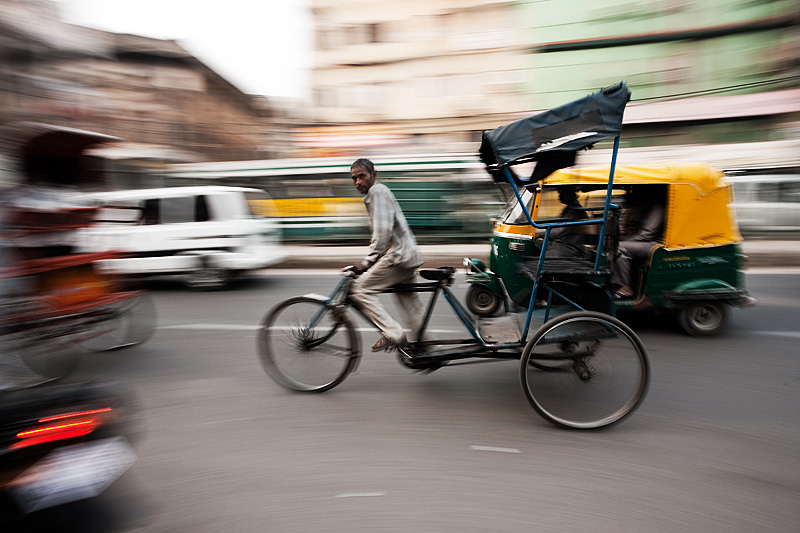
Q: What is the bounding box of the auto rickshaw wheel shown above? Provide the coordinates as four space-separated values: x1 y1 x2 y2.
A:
678 301 729 337
466 285 502 317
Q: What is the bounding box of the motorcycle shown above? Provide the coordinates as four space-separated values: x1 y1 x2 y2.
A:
0 380 138 528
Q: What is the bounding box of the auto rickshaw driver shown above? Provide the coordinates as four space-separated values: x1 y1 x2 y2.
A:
534 187 590 259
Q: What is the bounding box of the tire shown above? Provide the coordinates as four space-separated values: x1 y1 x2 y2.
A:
183 267 232 290
466 285 502 317
678 301 729 337
257 296 359 392
520 311 649 429
1 301 80 381
19 345 80 381
81 293 157 351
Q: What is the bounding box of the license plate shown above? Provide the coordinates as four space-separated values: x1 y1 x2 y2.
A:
9 436 136 513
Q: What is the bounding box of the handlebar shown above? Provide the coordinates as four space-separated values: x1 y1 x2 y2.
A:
341 266 360 278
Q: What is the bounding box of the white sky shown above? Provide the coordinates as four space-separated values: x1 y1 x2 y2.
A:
57 0 312 100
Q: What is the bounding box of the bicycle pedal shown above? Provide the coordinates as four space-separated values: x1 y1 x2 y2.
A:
396 348 417 369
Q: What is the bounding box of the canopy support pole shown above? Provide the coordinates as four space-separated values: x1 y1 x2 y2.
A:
503 166 536 227
594 136 620 271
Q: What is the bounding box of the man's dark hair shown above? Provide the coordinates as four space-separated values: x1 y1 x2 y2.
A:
351 158 375 174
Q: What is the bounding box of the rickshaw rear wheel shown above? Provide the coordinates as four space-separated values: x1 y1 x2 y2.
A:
520 311 649 429
466 285 502 317
678 301 729 337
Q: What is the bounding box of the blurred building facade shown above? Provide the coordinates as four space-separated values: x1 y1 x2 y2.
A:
308 0 800 157
1 0 797 173
0 0 295 170
523 0 800 148
310 0 529 154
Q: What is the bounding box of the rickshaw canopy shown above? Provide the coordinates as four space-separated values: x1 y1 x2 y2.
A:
542 162 742 248
479 82 630 183
0 122 119 188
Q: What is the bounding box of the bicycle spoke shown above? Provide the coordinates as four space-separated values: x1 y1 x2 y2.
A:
258 297 358 392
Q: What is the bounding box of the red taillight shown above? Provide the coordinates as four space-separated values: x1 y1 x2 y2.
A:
38 408 112 423
12 408 113 450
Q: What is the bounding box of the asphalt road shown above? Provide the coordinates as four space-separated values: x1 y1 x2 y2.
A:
62 268 799 533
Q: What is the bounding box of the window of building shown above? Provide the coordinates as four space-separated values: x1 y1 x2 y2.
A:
315 87 337 108
369 22 382 43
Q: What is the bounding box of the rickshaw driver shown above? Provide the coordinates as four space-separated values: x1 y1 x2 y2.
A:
345 158 424 352
612 188 666 299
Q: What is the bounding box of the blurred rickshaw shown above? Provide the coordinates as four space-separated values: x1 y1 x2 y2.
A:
1 123 156 381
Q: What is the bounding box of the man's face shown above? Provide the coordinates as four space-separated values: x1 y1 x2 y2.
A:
351 165 376 195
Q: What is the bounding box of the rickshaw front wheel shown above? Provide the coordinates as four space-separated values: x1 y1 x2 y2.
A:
678 301 729 337
258 296 360 392
466 285 502 317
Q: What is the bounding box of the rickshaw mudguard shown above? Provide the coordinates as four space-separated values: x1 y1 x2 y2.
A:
464 257 488 273
464 268 505 298
662 280 753 307
644 243 750 308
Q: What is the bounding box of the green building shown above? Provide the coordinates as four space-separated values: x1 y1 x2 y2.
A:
521 0 799 147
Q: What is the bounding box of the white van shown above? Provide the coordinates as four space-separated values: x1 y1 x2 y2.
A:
74 186 286 288
725 174 800 235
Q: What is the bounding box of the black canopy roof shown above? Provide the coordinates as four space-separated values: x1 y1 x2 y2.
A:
479 82 630 184
0 122 119 187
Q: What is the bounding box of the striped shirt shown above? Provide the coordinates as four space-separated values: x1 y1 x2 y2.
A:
362 183 423 269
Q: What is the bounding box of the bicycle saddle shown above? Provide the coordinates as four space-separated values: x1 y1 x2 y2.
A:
419 267 455 281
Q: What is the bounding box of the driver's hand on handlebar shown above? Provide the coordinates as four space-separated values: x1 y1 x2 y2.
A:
343 262 368 275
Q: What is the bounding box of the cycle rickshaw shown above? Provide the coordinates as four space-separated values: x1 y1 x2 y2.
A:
258 82 650 429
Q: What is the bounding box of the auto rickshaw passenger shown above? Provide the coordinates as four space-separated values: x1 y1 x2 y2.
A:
612 187 665 299
535 188 588 258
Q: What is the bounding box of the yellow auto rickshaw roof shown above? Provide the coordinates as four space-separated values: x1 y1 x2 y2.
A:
542 162 727 195
541 162 741 248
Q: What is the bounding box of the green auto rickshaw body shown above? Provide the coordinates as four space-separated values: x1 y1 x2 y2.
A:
635 242 748 310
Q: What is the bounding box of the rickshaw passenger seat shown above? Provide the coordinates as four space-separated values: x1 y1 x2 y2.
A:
520 257 610 278
386 268 455 293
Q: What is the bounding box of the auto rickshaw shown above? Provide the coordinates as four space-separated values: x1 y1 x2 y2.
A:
465 162 756 336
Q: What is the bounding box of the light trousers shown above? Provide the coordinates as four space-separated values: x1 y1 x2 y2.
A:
349 258 422 343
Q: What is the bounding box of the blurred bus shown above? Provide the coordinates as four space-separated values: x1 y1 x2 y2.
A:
156 154 504 243
154 151 800 243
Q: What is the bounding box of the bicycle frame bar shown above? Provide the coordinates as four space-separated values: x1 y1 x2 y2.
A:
335 273 523 355
298 274 355 333
326 255 601 359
